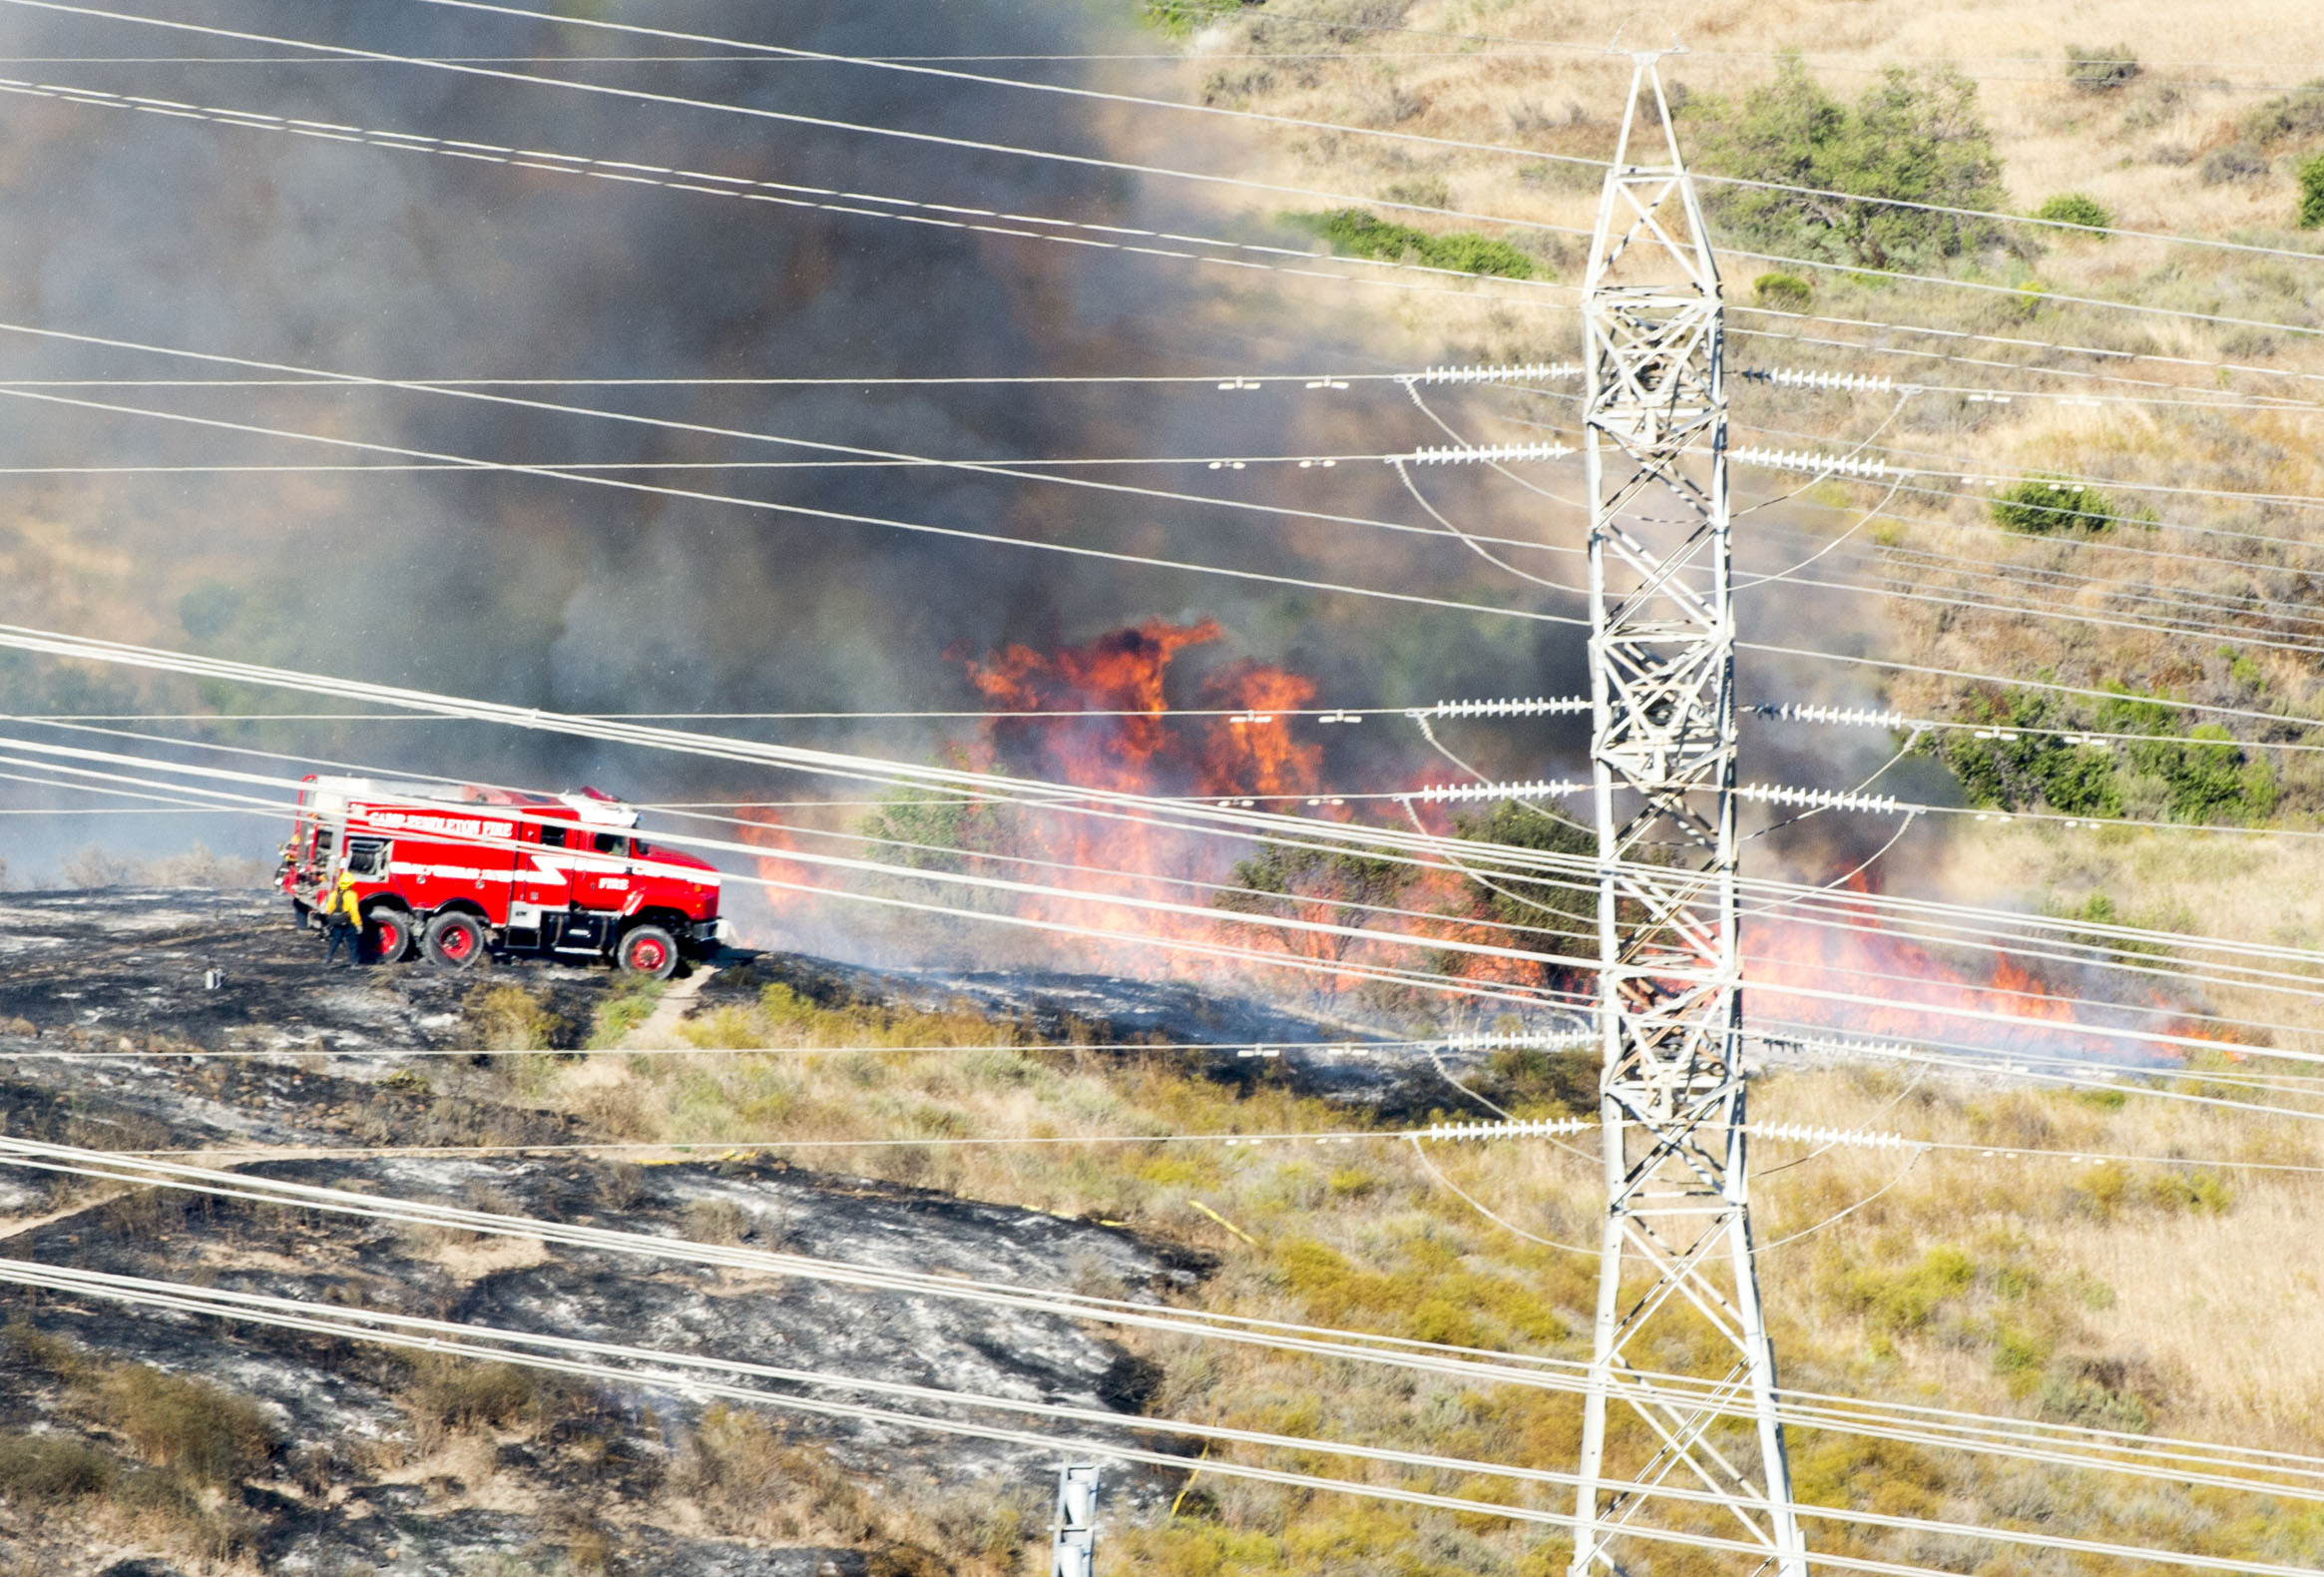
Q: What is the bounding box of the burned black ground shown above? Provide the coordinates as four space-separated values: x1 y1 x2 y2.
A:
0 891 1232 1576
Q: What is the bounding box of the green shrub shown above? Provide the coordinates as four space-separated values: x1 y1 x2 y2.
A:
2038 1367 2153 1433
1692 59 2007 269
587 978 665 1048
463 981 572 1050
1416 231 1539 277
2097 690 2279 823
2065 45 2139 95
2034 192 2110 232
1991 473 2112 533
1216 835 1421 964
0 1432 114 1502
1845 1246 1975 1333
858 783 1010 875
2148 1167 2235 1214
1751 270 1814 308
1937 686 2277 824
2138 726 2272 821
1140 0 1245 36
1296 209 1535 277
1934 689 2124 814
1991 1320 2055 1379
2300 154 2324 230
97 1365 276 1484
1445 801 1595 977
2245 78 2324 146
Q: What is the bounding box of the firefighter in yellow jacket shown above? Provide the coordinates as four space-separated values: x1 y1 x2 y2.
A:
322 870 363 965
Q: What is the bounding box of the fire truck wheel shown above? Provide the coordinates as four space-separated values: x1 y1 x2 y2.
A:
364 908 414 964
616 923 679 979
423 911 488 968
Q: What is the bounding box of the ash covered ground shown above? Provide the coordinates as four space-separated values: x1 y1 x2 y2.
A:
0 888 1521 1116
0 889 1373 1576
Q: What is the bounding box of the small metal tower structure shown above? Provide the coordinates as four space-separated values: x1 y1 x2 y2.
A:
1571 50 1806 1576
1050 1463 1101 1577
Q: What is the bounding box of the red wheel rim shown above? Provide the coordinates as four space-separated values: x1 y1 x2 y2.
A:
441 925 475 960
631 937 666 970
379 921 402 954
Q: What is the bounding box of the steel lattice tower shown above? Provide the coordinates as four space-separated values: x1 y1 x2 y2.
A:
1570 54 1807 1577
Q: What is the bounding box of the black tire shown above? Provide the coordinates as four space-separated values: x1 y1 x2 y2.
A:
616 923 679 979
364 907 415 964
422 911 488 969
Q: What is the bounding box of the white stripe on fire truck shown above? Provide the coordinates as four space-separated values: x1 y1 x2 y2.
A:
384 862 718 887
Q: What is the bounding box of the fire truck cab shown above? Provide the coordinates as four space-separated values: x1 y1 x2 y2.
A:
280 775 722 977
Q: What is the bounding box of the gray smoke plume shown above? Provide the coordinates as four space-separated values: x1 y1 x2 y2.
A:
0 0 1925 937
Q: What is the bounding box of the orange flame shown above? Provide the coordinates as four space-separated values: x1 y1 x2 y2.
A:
727 616 2215 1051
1740 885 2196 1065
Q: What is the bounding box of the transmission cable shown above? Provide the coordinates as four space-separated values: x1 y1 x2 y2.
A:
8 1134 2322 1516
9 623 2324 1016
21 0 2324 350
13 621 2324 1028
15 738 2322 1067
408 0 2324 271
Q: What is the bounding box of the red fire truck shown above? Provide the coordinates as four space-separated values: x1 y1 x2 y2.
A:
279 775 723 976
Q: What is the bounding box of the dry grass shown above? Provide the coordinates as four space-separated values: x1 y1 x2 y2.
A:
1161 0 2324 1007
1938 817 2324 1040
1750 1066 2324 1447
489 979 2324 1572
1185 0 2324 230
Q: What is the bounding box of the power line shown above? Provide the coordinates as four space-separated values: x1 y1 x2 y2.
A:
17 636 2324 1071
10 1135 2322 1521
0 360 2307 406
18 721 2324 1088
21 316 2324 741
23 1258 2309 1577
45 749 2324 1068
7 279 2317 729
10 629 2324 1027
18 446 2324 676
413 0 2324 270
0 381 1578 631
0 757 1584 1015
21 1119 2324 1513
0 2 1593 262
1735 302 2324 398
1171 9 2324 78
26 19 2324 422
35 730 2311 1066
21 718 2324 1050
23 0 2324 353
8 96 2323 561
0 72 1579 307
1515 377 2324 534
67 715 2316 1051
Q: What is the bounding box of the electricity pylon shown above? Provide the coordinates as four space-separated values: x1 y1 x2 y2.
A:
1571 52 1806 1577
1050 1463 1100 1577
